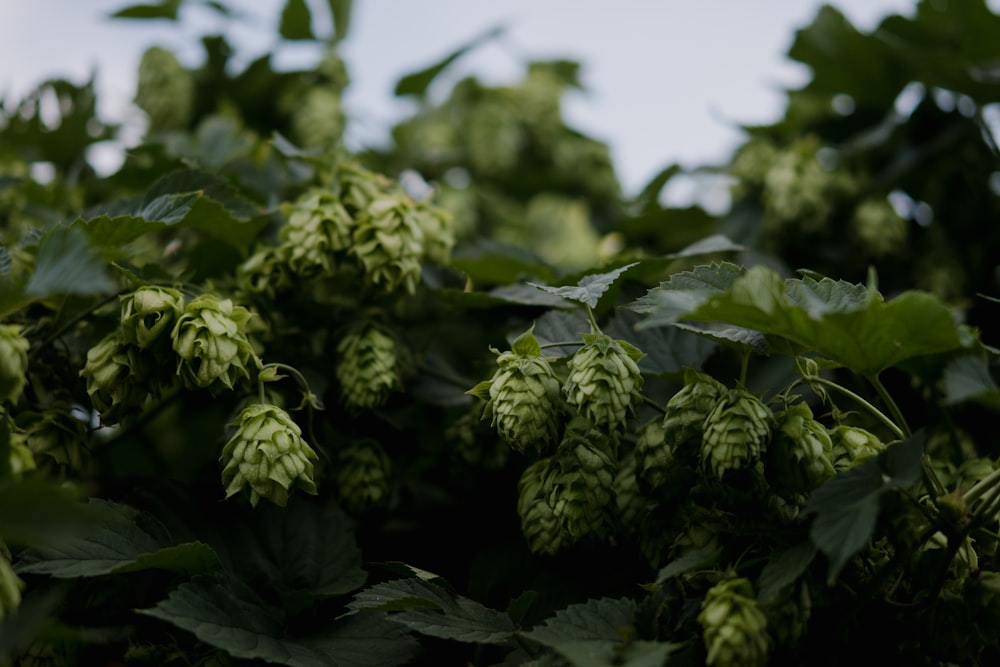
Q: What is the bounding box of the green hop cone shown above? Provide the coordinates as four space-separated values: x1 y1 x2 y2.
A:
336 160 394 214
517 456 562 555
701 388 773 480
698 577 771 667
548 418 618 544
237 244 294 298
290 87 345 151
135 46 194 132
80 332 150 423
23 407 89 475
280 189 354 278
334 439 392 512
413 199 455 266
662 370 727 463
612 449 645 536
119 286 185 349
0 324 30 404
220 404 319 508
563 333 643 434
351 193 426 294
0 540 24 622
172 295 255 393
766 402 836 495
635 415 696 502
829 425 883 472
335 322 401 412
468 327 562 454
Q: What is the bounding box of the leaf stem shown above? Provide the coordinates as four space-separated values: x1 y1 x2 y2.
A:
804 376 904 440
867 373 911 439
585 305 601 334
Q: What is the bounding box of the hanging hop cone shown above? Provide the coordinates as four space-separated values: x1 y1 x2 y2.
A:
280 189 354 278
171 295 255 393
290 87 345 151
80 332 151 423
0 540 23 622
23 407 89 475
698 577 771 667
701 388 773 480
662 370 727 464
413 199 455 266
337 160 393 214
237 244 294 298
135 46 193 132
0 324 29 404
766 402 836 495
119 286 185 350
563 333 644 434
334 439 392 512
351 193 426 294
829 425 883 472
335 322 401 412
635 415 691 499
517 456 563 555
220 403 319 508
468 328 562 454
547 417 618 544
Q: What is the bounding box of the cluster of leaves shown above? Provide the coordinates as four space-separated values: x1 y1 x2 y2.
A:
1 1 1000 666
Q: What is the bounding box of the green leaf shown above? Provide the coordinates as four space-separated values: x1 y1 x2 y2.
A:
141 573 417 667
349 578 515 644
24 225 116 298
554 640 680 667
451 238 555 286
511 326 542 356
79 215 168 251
0 246 11 276
605 311 717 375
279 0 315 40
523 597 636 646
526 310 590 358
0 481 106 546
664 233 744 259
943 353 1000 407
327 0 352 42
628 261 745 325
395 25 506 97
529 262 639 309
15 499 221 578
110 0 183 19
507 590 539 628
652 548 719 586
757 543 818 603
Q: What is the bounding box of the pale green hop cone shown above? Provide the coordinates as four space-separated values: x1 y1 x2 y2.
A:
80 332 151 423
335 323 401 412
0 324 30 404
119 286 185 349
237 244 294 298
279 189 354 278
135 46 193 132
701 388 773 480
517 456 562 555
563 333 643 434
829 425 884 471
548 418 617 543
767 402 836 495
351 193 426 294
662 369 727 463
172 295 255 393
698 577 771 667
334 439 392 512
220 404 319 508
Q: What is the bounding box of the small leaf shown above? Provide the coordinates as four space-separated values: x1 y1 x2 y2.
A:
327 0 352 41
395 25 506 97
664 233 744 259
507 590 539 627
24 225 116 298
511 325 542 356
110 0 182 20
529 262 639 309
279 0 315 40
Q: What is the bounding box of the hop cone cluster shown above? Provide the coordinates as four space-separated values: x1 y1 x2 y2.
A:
334 439 392 512
0 324 29 403
701 388 773 480
335 323 401 412
468 328 561 454
135 46 193 131
563 333 643 434
279 189 354 277
220 404 319 507
698 578 771 667
172 295 255 393
829 425 883 471
767 402 836 495
237 244 294 298
351 194 426 294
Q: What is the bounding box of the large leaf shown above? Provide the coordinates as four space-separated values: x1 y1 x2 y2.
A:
605 310 717 375
756 542 818 603
141 573 417 667
395 25 506 98
15 499 220 578
349 577 514 644
522 597 637 647
530 262 639 309
23 225 116 298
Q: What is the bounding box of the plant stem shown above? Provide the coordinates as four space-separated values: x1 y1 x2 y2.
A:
585 305 600 334
868 373 911 438
805 376 904 440
963 467 1000 505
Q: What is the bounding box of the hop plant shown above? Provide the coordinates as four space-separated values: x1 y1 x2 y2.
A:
767 402 836 495
0 324 29 404
662 370 727 463
698 577 771 667
237 244 294 298
468 327 562 454
119 286 185 349
290 87 345 151
563 333 643 434
829 425 883 471
0 540 23 622
172 295 255 393
280 189 354 278
701 388 773 480
335 322 401 412
548 417 618 544
220 404 319 507
350 193 426 294
334 439 392 512
135 46 193 131
80 332 150 423
517 456 562 555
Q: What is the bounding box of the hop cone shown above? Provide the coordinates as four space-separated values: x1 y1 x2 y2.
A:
120 286 185 349
80 332 150 423
468 328 562 454
413 199 455 266
290 87 345 151
829 425 883 471
351 194 426 294
172 295 255 393
335 323 401 412
0 324 29 403
237 244 294 298
548 418 618 543
517 457 562 555
635 416 695 501
0 540 23 622
220 404 319 507
24 407 89 475
334 439 392 512
337 160 393 214
662 370 727 463
698 578 771 667
766 402 835 495
280 189 354 277
701 388 773 480
135 46 193 131
563 333 643 434
612 449 646 535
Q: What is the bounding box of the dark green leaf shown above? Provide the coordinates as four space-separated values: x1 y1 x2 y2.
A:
0 481 106 546
110 0 183 19
523 597 636 646
605 311 717 375
327 0 352 41
451 238 555 286
757 543 818 603
24 225 116 298
943 353 1000 407
529 262 639 309
664 234 744 259
554 640 680 667
279 0 315 40
395 24 506 97
652 548 719 586
879 431 925 487
526 310 590 358
507 591 539 628
79 215 167 250
628 261 745 325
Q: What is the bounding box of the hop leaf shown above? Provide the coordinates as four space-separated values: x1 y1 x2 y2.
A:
335 322 401 412
220 404 319 508
334 439 392 512
0 324 30 404
280 189 354 278
766 402 836 495
351 193 426 294
563 333 643 434
829 425 884 471
171 295 255 394
468 327 562 454
701 388 773 480
119 286 185 349
698 578 770 667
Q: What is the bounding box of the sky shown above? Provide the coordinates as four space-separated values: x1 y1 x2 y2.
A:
0 0 958 200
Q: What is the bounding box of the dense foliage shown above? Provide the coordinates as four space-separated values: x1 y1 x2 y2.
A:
2 1 1000 665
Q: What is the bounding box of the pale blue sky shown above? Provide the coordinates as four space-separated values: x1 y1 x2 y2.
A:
0 1 958 199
